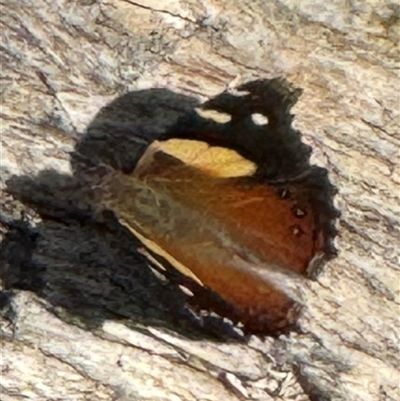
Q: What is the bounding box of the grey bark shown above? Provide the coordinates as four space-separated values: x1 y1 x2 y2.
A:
1 1 399 400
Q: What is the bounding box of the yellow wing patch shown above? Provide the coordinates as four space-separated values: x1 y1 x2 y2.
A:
149 139 257 178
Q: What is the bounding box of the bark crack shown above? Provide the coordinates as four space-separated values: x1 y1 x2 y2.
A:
122 0 197 24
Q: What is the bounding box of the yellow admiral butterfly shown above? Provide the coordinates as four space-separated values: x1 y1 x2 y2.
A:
99 78 338 334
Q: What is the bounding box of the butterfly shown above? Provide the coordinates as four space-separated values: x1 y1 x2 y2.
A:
99 78 338 334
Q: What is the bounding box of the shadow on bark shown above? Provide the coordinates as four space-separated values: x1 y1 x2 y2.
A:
1 88 244 341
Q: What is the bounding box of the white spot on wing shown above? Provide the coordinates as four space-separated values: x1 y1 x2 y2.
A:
251 113 269 125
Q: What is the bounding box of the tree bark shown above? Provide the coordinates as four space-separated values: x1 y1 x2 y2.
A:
1 1 399 400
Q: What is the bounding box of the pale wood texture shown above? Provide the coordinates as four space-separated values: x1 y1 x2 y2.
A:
1 1 399 400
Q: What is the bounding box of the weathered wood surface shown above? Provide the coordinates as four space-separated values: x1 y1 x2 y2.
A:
1 1 399 400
